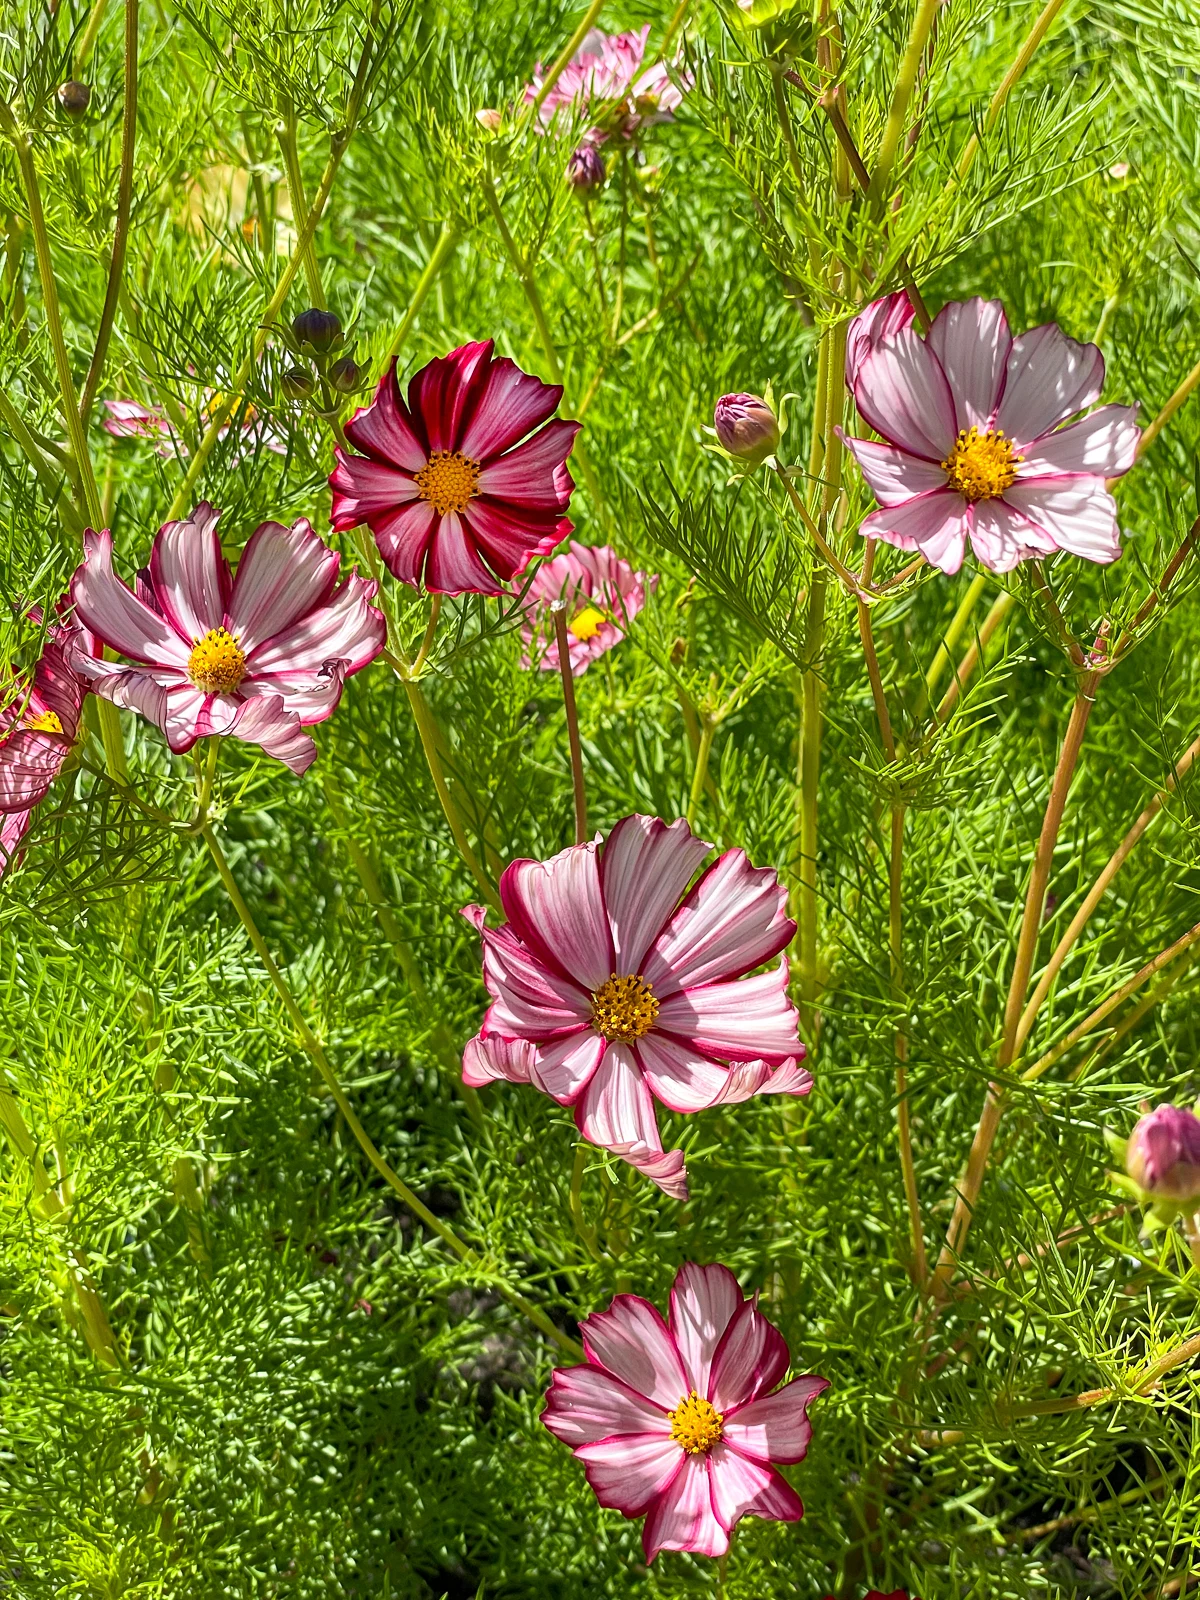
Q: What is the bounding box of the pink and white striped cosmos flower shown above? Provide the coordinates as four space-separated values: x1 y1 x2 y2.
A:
103 395 288 458
0 607 96 872
69 504 385 775
841 291 1141 574
462 815 811 1199
329 341 580 597
542 1262 828 1560
524 26 689 144
518 541 656 676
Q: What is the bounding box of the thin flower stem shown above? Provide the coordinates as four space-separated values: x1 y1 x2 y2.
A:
200 820 575 1354
410 594 442 678
1015 729 1200 1057
1112 517 1200 656
925 572 988 695
95 698 130 784
568 1144 601 1261
527 0 607 118
383 221 459 368
776 464 868 598
553 605 589 845
868 0 941 207
687 714 716 829
770 62 807 194
935 590 1015 721
1137 355 1200 460
952 0 1068 183
75 0 112 69
932 675 1099 1300
0 389 85 536
80 0 138 427
658 0 692 55
278 113 326 310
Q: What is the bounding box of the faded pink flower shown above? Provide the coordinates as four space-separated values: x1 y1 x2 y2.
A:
542 1262 828 1560
330 341 580 597
462 815 811 1198
519 541 655 676
103 393 287 458
840 292 1141 574
0 606 96 872
524 26 689 143
69 503 385 775
1126 1103 1200 1202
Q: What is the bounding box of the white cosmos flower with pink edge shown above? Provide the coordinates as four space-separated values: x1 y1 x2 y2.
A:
524 26 689 143
462 815 811 1199
69 503 385 775
542 1262 828 1560
840 291 1141 575
519 541 656 676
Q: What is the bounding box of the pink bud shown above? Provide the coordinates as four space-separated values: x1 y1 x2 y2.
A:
566 144 606 191
475 107 502 132
713 392 780 464
1126 1103 1200 1201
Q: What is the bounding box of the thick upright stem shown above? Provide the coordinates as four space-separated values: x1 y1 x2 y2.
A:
687 715 716 829
952 0 1067 183
402 679 502 913
278 114 326 309
553 606 589 845
932 676 1098 1299
383 222 459 367
869 0 941 206
201 821 573 1353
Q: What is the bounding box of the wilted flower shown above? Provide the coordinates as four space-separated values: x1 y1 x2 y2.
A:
841 292 1141 574
69 503 385 775
714 392 780 466
103 390 288 458
519 541 655 675
0 607 96 873
542 1262 828 1559
1126 1103 1200 1203
525 26 690 143
330 340 580 597
567 144 606 191
462 814 811 1197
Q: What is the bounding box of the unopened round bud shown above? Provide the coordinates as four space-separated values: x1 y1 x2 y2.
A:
566 144 606 192
281 366 315 401
475 107 503 133
291 307 342 353
1126 1104 1200 1202
328 356 362 393
57 80 91 116
714 392 780 465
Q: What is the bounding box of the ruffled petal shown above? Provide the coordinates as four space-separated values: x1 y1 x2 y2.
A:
656 960 803 1064
371 501 438 587
609 1142 689 1200
860 489 971 574
574 1040 662 1150
721 1375 829 1463
500 840 613 990
531 1030 606 1104
0 806 32 873
461 1032 536 1087
926 298 1012 431
227 519 341 653
78 658 174 738
574 1434 683 1517
642 1453 728 1561
342 362 428 470
329 451 421 531
669 1263 743 1398
460 498 565 583
636 1032 736 1112
459 355 564 461
995 323 1105 444
1015 404 1140 478
851 329 958 461
71 528 191 667
845 291 917 389
147 502 231 642
707 1444 801 1532
582 1289 689 1410
0 731 69 811
708 1299 790 1412
541 1363 669 1447
643 848 794 997
224 693 317 774
1001 478 1123 564
466 909 593 1040
475 420 581 508
967 498 1054 573
600 815 712 976
707 1057 813 1105
245 570 384 678
237 659 349 726
407 340 494 453
840 433 950 507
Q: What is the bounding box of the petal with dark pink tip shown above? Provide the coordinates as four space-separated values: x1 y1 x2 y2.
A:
721 1375 829 1463
643 848 794 996
642 1453 728 1560
459 356 563 460
669 1263 743 1398
147 502 231 643
575 1433 683 1516
600 814 712 975
71 528 191 667
708 1299 789 1411
995 323 1105 443
581 1287 689 1410
476 420 581 508
926 297 1012 431
342 364 427 470
500 841 613 990
860 489 970 574
851 330 958 461
542 1363 669 1447
707 1443 802 1532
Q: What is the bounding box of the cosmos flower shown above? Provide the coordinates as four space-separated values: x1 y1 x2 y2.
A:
0 607 96 873
462 814 811 1198
524 26 689 143
69 503 385 775
329 341 580 598
1125 1103 1200 1203
103 392 288 457
518 541 655 676
542 1262 828 1560
840 292 1141 574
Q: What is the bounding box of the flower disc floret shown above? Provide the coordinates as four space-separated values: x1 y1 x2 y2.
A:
591 973 658 1041
415 449 481 516
941 427 1020 502
668 1391 723 1454
187 627 246 694
24 708 64 734
569 605 606 641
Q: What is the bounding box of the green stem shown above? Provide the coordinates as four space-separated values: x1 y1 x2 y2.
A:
952 0 1067 183
410 594 442 678
527 0 607 118
0 389 84 535
75 0 112 70
277 112 325 309
553 605 588 845
80 0 138 426
925 571 987 696
200 820 574 1354
869 0 941 206
687 715 716 829
95 697 129 784
569 1144 601 1260
383 221 459 368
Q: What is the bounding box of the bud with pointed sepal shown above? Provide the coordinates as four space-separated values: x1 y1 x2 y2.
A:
291 307 342 354
281 366 316 401
328 356 362 394
1126 1103 1200 1203
566 144 606 192
713 392 780 466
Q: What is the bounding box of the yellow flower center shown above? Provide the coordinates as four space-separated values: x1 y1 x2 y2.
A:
590 973 659 1042
569 605 606 642
25 709 64 733
188 627 246 694
415 449 482 516
669 1391 724 1454
941 427 1021 502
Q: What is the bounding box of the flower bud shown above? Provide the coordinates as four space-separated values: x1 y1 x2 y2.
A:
475 107 502 133
714 392 780 465
1126 1103 1200 1202
566 144 607 192
291 307 342 354
281 366 315 401
328 356 362 393
57 80 91 117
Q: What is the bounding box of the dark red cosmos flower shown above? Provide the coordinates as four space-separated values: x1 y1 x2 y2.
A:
329 340 580 597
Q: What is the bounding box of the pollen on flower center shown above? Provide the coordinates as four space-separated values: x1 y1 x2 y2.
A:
668 1391 724 1454
415 450 482 516
24 709 64 734
188 627 247 694
590 973 659 1041
569 605 606 642
941 427 1021 502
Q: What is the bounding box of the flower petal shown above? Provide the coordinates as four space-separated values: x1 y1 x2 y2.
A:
0 807 32 873
224 693 317 774
1001 478 1123 564
636 1032 736 1112
461 1032 535 1087
600 814 713 976
574 1040 662 1151
656 962 801 1064
851 329 958 461
371 500 438 587
860 489 970 574
581 1285 689 1410
1016 404 1140 478
574 1433 683 1516
840 433 950 507
343 362 428 470
643 848 794 997
845 291 917 389
708 1299 789 1411
500 839 613 990
707 1444 802 1532
245 570 384 679
542 1363 670 1447
407 340 495 453
425 509 505 596
642 1452 728 1561
531 1030 606 1104
967 498 1054 573
147 502 232 643
78 658 174 736
459 355 564 461
669 1263 744 1398
708 1057 813 1105
995 323 1105 444
461 498 565 582
721 1375 829 1463
610 1142 689 1200
228 519 341 653
926 298 1012 431
475 420 581 508
329 451 421 531
71 528 191 667
0 731 69 810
